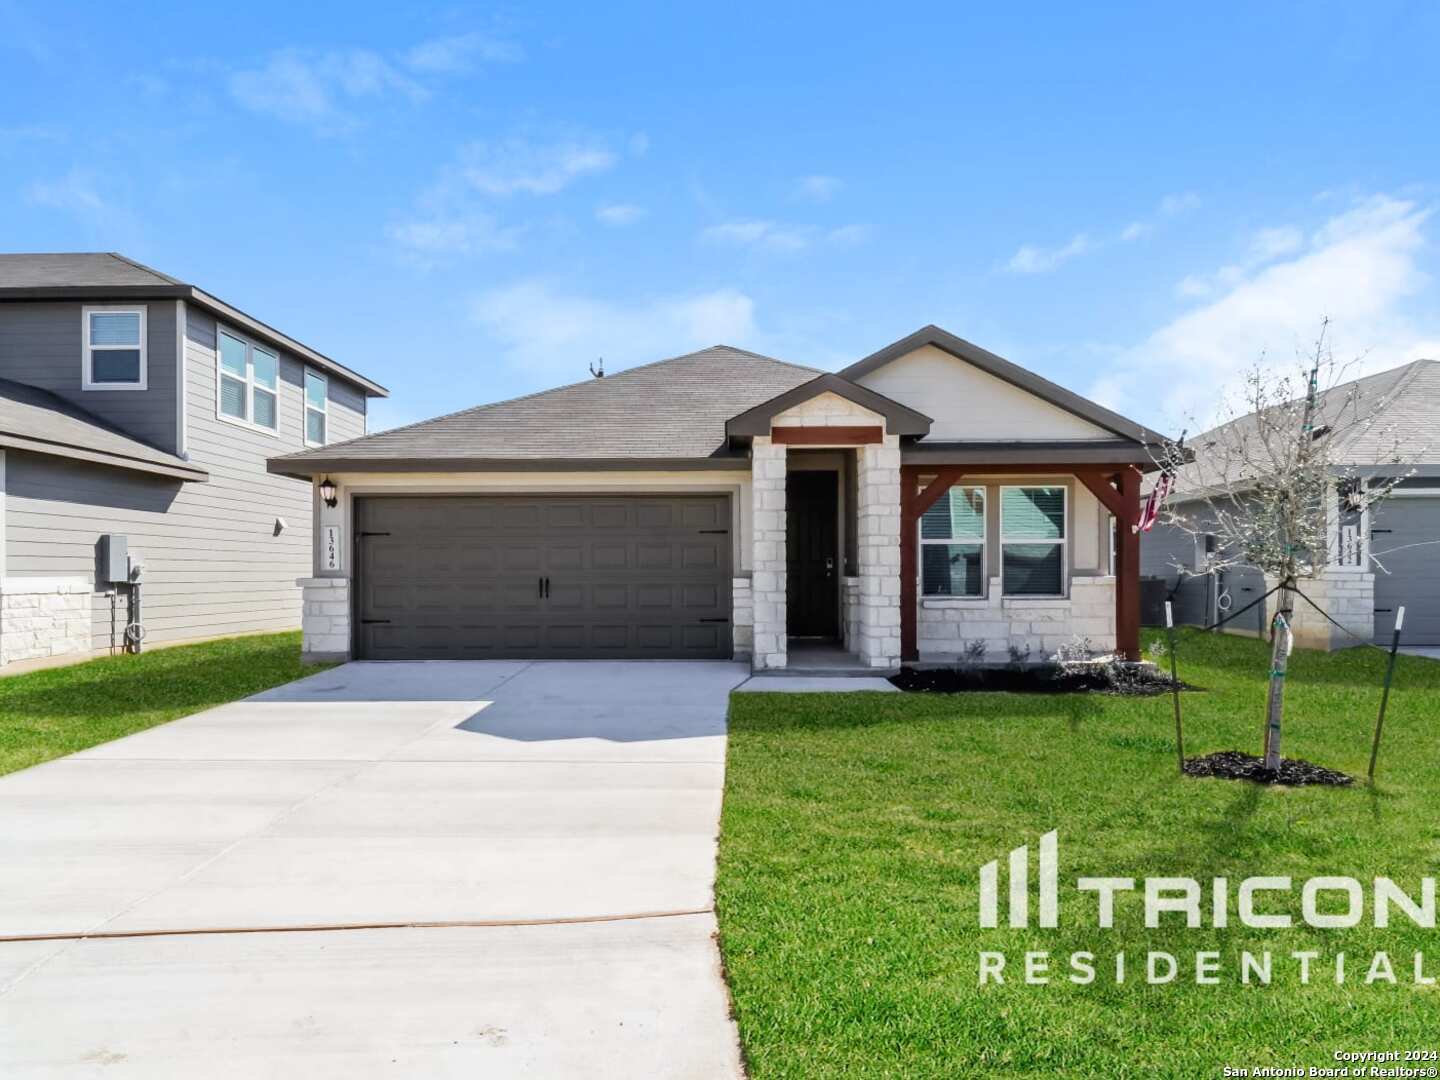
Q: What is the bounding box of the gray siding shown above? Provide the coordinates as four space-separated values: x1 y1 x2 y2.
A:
0 300 180 453
2 303 370 656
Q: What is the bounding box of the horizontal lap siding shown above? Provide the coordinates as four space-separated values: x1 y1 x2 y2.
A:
0 301 179 453
0 308 369 656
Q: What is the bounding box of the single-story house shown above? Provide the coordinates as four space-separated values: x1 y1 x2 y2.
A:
270 326 1165 671
0 252 386 671
1142 358 1440 648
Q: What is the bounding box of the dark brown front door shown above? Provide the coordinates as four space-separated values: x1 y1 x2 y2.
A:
786 471 839 638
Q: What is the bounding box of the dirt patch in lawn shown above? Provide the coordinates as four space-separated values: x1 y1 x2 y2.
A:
890 663 1194 697
1183 749 1354 786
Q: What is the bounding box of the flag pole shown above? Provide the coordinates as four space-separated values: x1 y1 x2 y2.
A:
1167 601 1184 775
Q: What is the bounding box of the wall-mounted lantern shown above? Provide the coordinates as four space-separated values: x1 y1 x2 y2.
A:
319 477 338 509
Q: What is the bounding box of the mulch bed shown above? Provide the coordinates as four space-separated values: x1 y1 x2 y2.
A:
1182 749 1354 786
890 664 1192 697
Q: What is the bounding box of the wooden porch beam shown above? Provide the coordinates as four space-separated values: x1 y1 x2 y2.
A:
1115 467 1141 661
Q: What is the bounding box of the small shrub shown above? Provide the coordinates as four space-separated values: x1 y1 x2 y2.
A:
1007 642 1033 667
961 639 988 663
1055 637 1096 665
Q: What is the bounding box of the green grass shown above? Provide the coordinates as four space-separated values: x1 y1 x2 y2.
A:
0 631 324 776
717 630 1440 1078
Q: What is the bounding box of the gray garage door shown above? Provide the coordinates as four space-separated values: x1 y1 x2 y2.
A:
353 494 733 660
1371 496 1440 644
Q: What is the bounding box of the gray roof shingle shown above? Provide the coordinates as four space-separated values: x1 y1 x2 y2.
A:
1172 358 1439 495
0 377 207 481
272 346 823 472
0 252 182 289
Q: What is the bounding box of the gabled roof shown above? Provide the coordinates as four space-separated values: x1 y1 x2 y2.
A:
724 372 931 437
1171 357 1440 497
839 324 1162 445
270 346 823 477
0 252 387 398
0 377 208 481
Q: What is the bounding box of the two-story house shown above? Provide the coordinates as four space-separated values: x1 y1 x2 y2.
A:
0 252 386 671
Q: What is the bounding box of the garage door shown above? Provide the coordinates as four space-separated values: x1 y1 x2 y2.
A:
353 495 733 660
1371 495 1440 644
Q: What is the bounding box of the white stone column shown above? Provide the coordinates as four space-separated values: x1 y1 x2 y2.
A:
731 576 754 663
0 577 92 667
298 576 351 663
855 435 902 668
750 436 788 670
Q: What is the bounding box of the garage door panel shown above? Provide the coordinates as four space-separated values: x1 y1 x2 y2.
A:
1373 496 1440 644
355 495 731 659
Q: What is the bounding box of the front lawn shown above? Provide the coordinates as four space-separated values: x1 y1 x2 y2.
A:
0 631 323 776
717 630 1440 1078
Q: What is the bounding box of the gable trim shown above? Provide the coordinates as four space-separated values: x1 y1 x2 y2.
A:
838 325 1159 445
725 373 931 437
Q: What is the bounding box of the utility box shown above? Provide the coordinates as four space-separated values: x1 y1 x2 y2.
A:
98 534 129 584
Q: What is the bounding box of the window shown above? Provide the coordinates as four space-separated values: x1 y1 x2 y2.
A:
920 486 985 596
82 306 146 389
217 329 279 433
304 368 328 446
1001 486 1067 596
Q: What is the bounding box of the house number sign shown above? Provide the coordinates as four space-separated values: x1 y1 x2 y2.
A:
322 525 342 571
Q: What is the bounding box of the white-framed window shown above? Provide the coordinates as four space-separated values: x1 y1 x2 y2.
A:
1001 485 1067 596
304 368 328 446
217 328 279 434
920 486 985 597
82 306 147 390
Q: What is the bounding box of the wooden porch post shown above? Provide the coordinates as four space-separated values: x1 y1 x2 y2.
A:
1115 467 1141 661
900 466 966 662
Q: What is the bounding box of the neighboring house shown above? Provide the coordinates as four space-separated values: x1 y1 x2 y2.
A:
1141 358 1440 649
270 326 1164 671
0 253 387 671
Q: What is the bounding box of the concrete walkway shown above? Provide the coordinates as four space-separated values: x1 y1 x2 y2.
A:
0 660 750 1078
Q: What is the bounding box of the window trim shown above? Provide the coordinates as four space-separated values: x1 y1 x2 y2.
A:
919 485 986 598
999 484 1068 598
214 326 281 437
81 305 148 391
303 366 329 448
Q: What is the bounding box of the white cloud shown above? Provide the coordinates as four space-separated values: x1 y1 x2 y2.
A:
228 48 425 134
470 280 758 378
596 203 645 226
25 168 107 214
404 32 520 73
455 137 617 197
1090 195 1440 431
1172 224 1307 298
1120 221 1149 242
386 213 522 262
1159 191 1202 216
1005 233 1091 274
699 219 869 253
795 175 842 202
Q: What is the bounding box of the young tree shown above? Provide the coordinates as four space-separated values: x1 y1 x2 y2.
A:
1151 322 1422 772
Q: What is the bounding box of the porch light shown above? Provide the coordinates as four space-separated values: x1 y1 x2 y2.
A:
319 477 338 508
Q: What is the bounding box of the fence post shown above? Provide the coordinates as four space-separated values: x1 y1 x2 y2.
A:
1368 605 1405 783
1167 601 1184 775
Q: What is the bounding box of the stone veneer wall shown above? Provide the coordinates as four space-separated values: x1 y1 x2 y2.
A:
298 576 351 663
841 576 861 655
1264 570 1374 651
917 575 1116 662
750 436 788 670
732 575 754 663
855 437 902 668
0 578 93 666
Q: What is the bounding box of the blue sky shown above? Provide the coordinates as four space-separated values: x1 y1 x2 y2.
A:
3 1 1438 434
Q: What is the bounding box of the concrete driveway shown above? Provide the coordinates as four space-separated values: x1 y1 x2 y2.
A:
0 660 750 1078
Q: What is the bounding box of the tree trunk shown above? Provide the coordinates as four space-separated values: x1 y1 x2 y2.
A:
1263 583 1293 772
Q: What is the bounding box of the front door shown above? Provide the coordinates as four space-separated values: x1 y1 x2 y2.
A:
786 471 839 637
